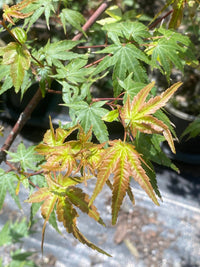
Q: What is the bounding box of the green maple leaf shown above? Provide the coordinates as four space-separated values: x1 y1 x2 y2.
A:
42 40 82 67
95 43 149 96
64 101 109 143
6 142 43 172
60 8 86 36
0 168 21 211
53 57 92 84
0 42 31 92
0 65 13 95
23 0 56 31
103 21 150 44
147 27 195 79
121 82 182 153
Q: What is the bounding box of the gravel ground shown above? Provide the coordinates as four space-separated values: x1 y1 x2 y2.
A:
0 120 200 267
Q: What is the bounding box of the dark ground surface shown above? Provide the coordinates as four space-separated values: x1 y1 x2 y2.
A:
0 109 200 266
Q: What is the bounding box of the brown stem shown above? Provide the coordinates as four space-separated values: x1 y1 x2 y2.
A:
85 54 111 68
47 89 62 94
148 10 173 30
0 89 42 163
78 44 108 49
72 1 112 41
92 97 123 102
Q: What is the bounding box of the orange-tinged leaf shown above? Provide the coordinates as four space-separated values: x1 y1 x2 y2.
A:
41 194 58 253
42 119 78 147
56 197 78 233
111 153 131 225
41 144 77 173
127 82 155 117
66 187 105 226
89 143 120 206
71 224 111 257
90 140 159 224
121 82 182 153
56 197 110 256
130 115 175 153
138 82 182 116
25 187 49 203
3 0 34 24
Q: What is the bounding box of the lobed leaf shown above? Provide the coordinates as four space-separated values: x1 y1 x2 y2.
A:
66 187 105 226
0 169 21 211
121 82 182 153
1 42 31 92
56 197 78 233
60 8 86 36
7 142 43 171
90 140 159 224
65 101 109 143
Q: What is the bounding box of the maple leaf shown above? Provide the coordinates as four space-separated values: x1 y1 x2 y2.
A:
56 196 110 256
0 169 21 211
6 142 43 171
146 27 195 80
95 44 149 96
66 187 105 225
0 42 31 92
23 0 57 31
26 171 110 256
121 81 182 153
102 21 150 44
41 40 83 67
64 101 109 143
60 8 86 36
3 0 33 24
90 140 160 225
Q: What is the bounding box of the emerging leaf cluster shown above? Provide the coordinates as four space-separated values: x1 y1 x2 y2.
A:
25 80 181 254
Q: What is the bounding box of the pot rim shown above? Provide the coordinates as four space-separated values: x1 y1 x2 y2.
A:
165 104 197 122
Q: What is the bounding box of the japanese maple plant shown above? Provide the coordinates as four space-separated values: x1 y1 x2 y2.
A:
0 0 199 257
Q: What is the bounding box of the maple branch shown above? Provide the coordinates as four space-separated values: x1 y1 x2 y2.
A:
148 10 173 30
5 160 42 189
92 97 123 102
85 54 112 68
0 89 43 163
47 89 62 94
72 0 112 41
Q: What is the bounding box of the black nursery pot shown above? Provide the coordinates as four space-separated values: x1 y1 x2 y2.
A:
164 104 200 164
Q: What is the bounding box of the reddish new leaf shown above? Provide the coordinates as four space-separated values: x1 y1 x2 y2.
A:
90 140 159 225
3 0 33 24
121 82 182 153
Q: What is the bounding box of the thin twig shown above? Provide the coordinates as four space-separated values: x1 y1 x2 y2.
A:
85 54 111 68
72 1 112 41
47 89 62 94
148 10 173 30
0 89 43 163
